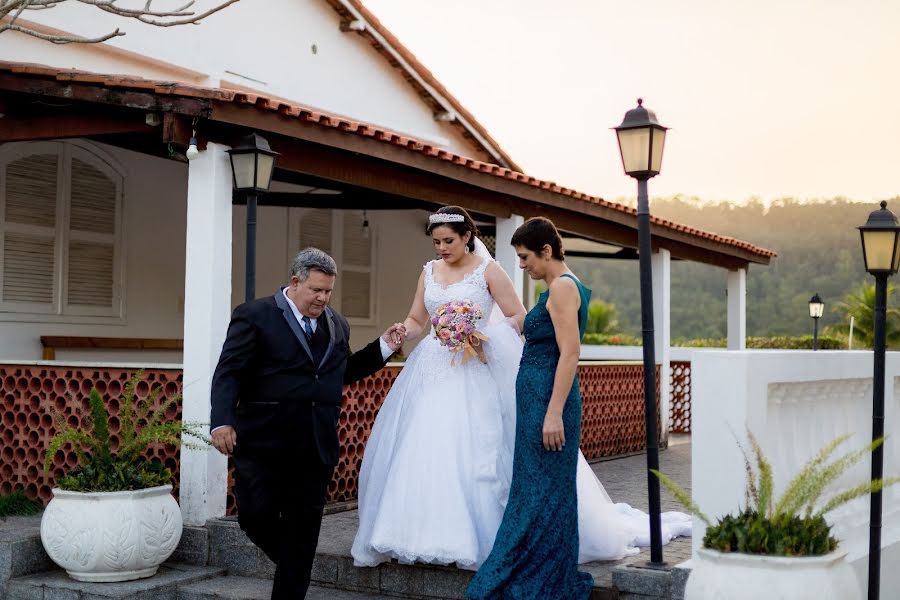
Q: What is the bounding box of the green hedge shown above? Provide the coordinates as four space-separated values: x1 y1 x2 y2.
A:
582 333 642 346
582 334 844 350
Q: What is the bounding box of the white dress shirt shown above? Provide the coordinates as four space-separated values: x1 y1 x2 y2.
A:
281 288 393 360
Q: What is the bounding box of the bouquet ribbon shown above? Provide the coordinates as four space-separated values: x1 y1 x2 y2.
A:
451 331 489 366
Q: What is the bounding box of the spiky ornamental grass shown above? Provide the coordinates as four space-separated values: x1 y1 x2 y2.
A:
0 489 42 516
652 431 900 556
43 371 209 493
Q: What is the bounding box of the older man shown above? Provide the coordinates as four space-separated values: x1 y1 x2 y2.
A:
210 247 404 599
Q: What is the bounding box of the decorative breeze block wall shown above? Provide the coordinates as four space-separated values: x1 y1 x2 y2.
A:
669 361 692 434
2 362 677 510
0 366 184 505
579 364 661 458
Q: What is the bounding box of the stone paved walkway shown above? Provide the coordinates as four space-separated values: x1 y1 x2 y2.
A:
589 436 693 570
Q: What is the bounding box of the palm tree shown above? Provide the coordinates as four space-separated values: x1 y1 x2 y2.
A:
829 282 900 349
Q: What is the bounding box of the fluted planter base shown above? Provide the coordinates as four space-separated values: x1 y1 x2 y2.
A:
40 485 182 583
685 547 861 600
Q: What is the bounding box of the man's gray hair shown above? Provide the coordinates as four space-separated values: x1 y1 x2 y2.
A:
290 247 337 282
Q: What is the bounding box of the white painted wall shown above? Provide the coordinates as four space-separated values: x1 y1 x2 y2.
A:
691 350 900 596
0 141 437 362
0 140 188 363
229 204 435 349
0 0 483 157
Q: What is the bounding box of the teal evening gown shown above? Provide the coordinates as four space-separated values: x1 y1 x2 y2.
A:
467 273 594 600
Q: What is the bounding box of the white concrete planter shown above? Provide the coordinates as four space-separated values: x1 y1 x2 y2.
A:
685 547 861 600
40 485 182 582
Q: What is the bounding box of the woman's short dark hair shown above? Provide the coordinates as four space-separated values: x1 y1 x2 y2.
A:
510 217 564 260
425 205 479 252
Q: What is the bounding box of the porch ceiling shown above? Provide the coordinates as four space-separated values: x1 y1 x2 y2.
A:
0 61 776 270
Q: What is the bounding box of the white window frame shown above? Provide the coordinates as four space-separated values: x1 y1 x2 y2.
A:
0 140 125 323
288 207 378 326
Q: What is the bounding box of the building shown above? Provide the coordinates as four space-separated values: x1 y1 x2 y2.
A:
0 0 773 525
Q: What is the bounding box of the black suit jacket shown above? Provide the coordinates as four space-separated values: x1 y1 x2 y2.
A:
210 290 388 465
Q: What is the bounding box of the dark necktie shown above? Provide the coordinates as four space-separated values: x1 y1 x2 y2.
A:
301 316 313 339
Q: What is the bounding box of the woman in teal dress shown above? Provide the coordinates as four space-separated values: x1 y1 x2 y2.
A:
468 216 593 600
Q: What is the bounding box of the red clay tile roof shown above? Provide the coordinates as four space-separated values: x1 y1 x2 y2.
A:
322 0 521 171
0 61 776 260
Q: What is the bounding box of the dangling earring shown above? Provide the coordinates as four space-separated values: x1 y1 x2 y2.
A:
465 245 470 254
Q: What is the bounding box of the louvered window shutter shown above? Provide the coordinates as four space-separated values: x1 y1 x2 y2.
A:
299 209 332 254
1 153 58 307
3 234 55 304
65 157 117 310
341 211 373 320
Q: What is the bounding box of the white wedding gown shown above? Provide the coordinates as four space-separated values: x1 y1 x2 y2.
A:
351 259 691 570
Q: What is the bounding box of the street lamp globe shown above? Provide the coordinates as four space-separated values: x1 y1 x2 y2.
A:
227 132 279 303
858 201 900 275
808 293 825 319
227 132 279 193
614 98 669 180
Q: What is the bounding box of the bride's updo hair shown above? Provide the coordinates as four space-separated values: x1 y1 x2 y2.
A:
510 217 565 260
425 205 479 253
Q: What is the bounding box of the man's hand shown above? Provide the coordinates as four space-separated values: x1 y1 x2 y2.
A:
211 426 237 456
381 322 407 352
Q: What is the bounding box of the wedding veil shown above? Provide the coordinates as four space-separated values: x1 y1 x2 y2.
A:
472 236 509 326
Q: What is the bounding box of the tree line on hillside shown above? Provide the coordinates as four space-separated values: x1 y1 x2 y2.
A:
570 196 900 346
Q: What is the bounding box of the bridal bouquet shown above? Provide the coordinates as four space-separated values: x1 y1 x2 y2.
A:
432 300 489 365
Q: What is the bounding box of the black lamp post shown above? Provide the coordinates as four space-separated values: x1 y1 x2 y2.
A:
228 132 279 302
614 98 668 566
809 293 824 350
858 200 900 600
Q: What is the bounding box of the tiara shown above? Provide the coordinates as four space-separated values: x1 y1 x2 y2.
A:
429 213 465 224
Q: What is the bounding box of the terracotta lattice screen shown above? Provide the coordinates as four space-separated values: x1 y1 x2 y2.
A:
1 362 681 510
579 364 661 458
669 361 692 434
0 366 184 505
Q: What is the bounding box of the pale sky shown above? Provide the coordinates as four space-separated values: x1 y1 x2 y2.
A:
364 0 900 204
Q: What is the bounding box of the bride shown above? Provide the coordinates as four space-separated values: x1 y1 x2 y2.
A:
351 206 690 570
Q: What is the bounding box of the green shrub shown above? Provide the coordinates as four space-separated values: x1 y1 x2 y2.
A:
0 489 42 516
653 432 900 556
703 510 835 556
44 371 208 493
581 333 642 346
671 335 843 349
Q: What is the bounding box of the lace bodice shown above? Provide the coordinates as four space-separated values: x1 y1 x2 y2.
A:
423 259 495 330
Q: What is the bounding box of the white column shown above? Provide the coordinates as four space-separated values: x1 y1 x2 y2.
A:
495 214 525 303
727 268 747 350
652 249 671 443
180 142 233 526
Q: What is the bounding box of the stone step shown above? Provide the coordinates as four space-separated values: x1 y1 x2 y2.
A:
206 515 633 599
177 575 398 599
0 515 57 599
6 563 224 600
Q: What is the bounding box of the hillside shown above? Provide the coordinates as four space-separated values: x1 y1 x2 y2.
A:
570 197 896 340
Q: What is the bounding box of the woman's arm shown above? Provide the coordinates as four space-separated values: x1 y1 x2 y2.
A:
484 261 527 332
401 269 430 340
542 277 582 451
